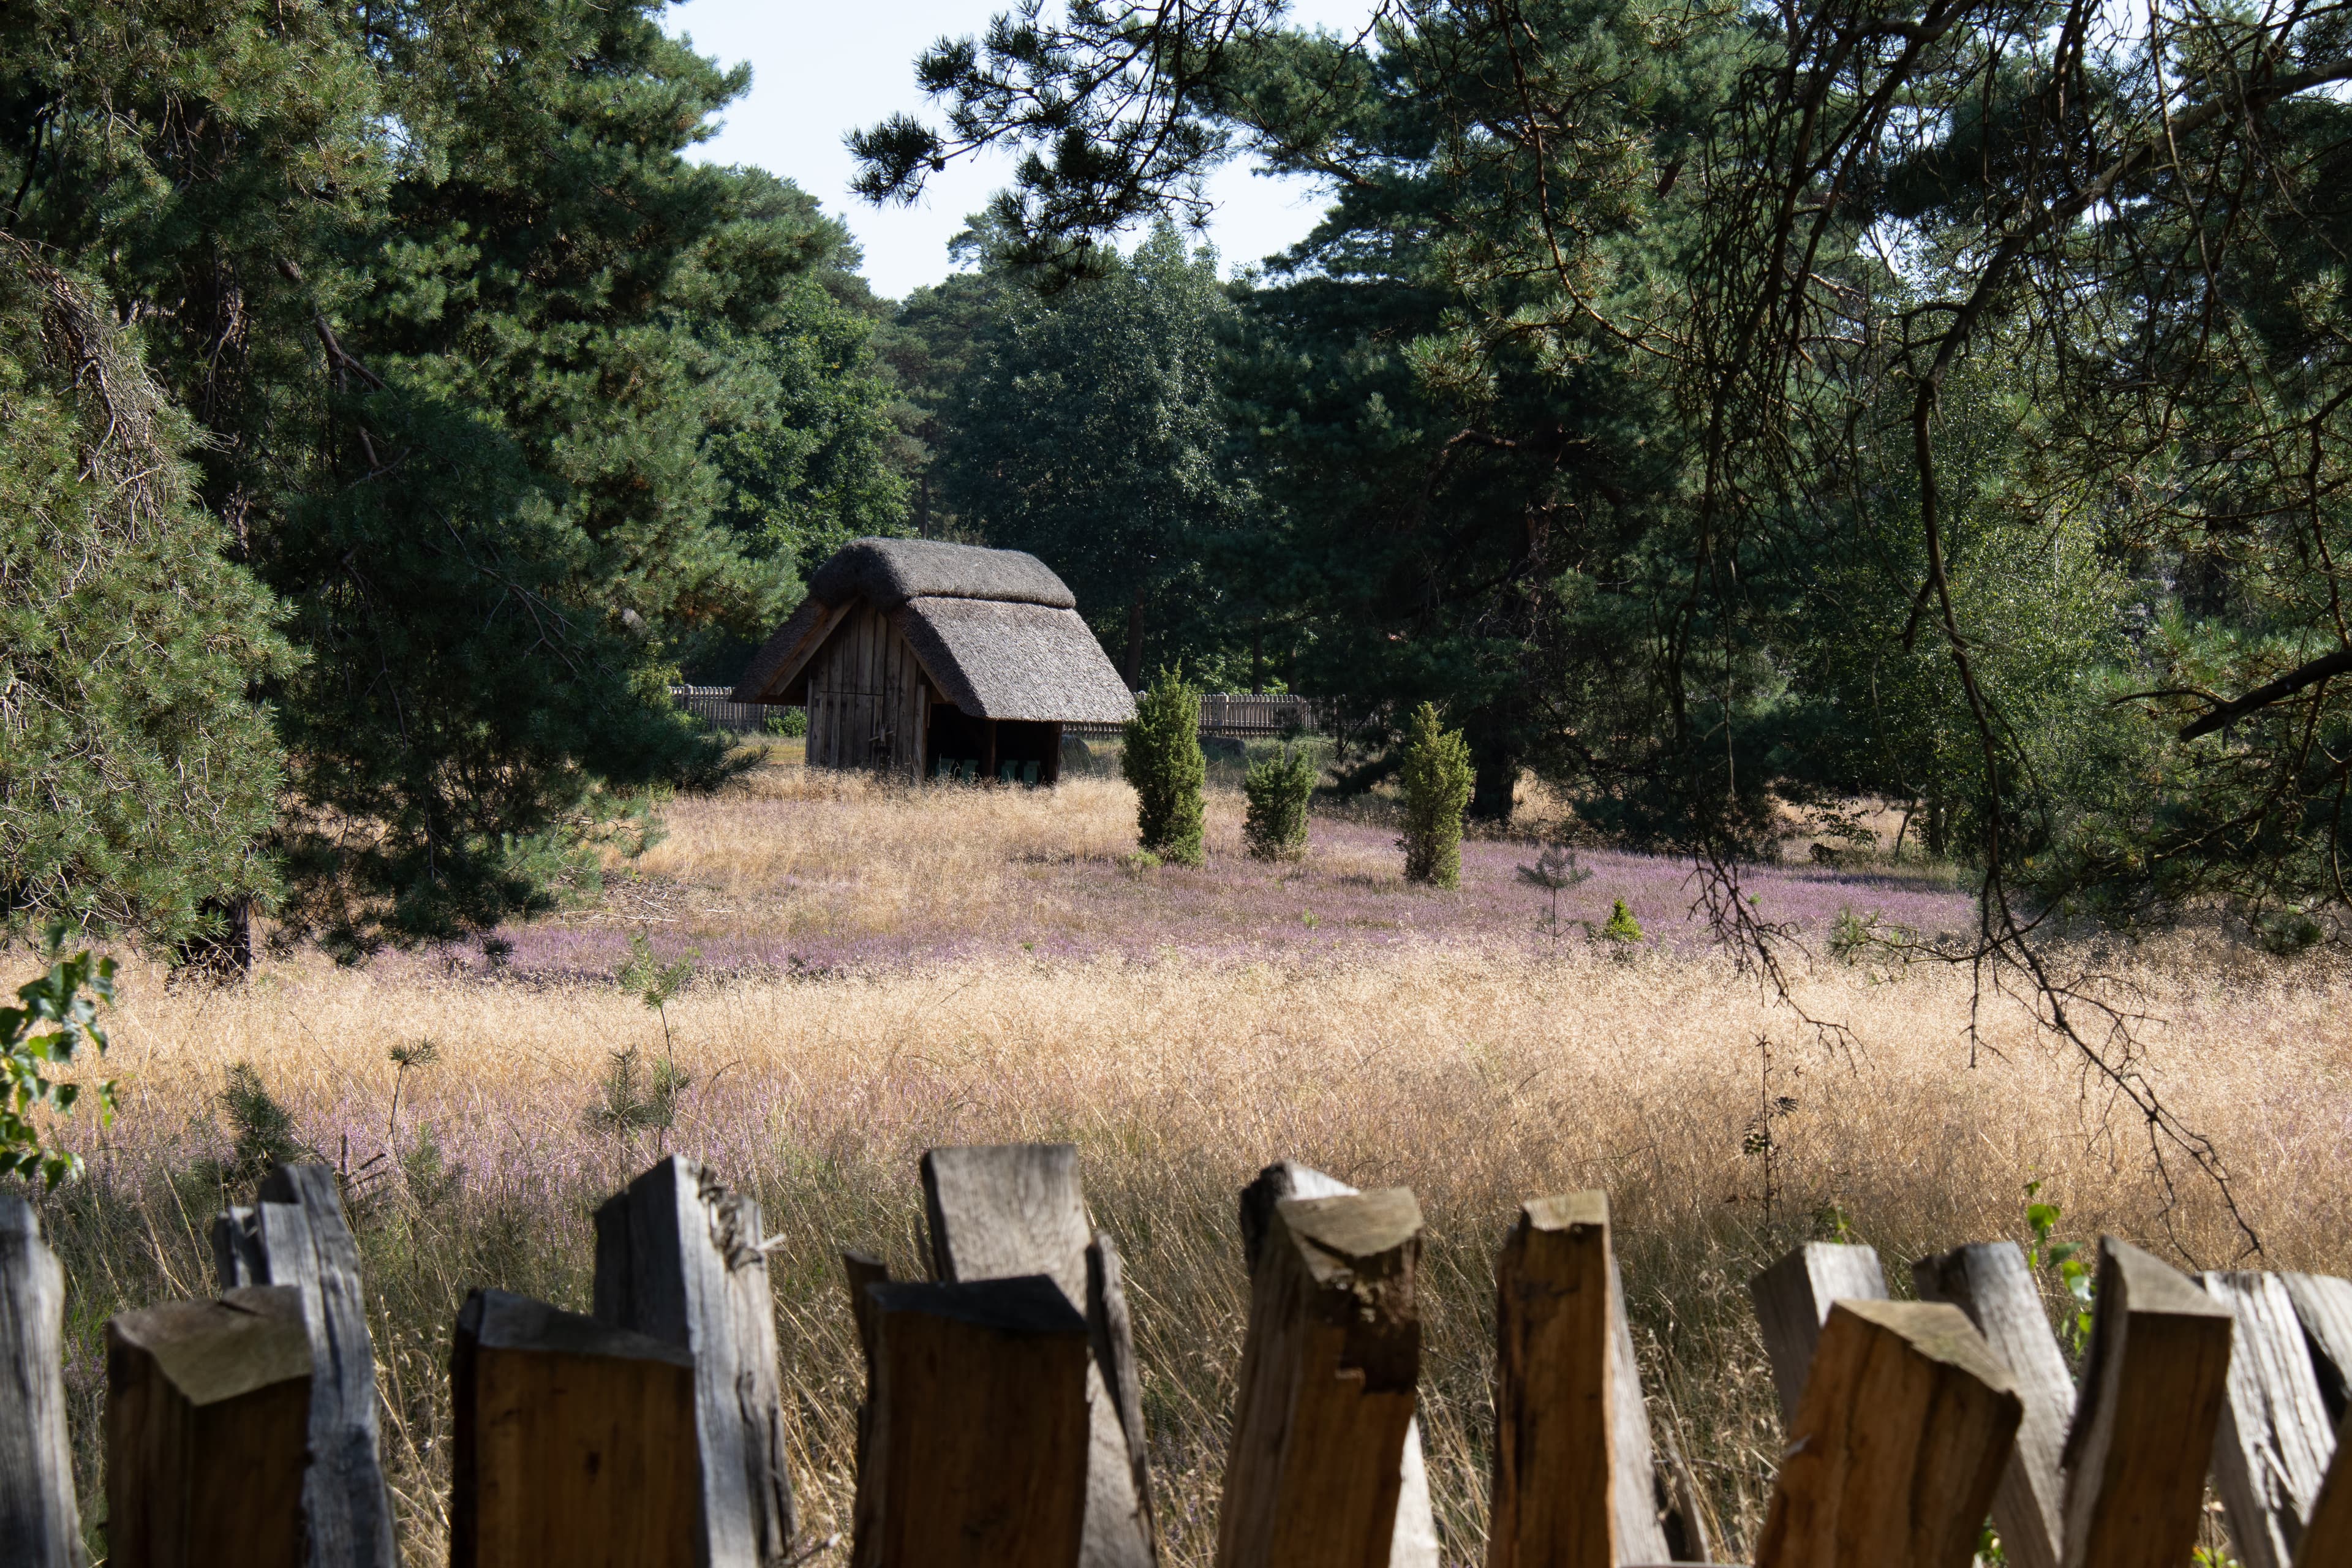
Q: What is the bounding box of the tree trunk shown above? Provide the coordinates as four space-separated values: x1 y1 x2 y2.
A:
1123 589 1146 688
1251 627 1264 695
174 897 253 981
1469 736 1517 824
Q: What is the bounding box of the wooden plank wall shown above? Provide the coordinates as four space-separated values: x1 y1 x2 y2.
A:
804 607 931 778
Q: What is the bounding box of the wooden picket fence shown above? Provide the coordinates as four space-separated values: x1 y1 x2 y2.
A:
5 1148 2351 1567
673 685 1337 741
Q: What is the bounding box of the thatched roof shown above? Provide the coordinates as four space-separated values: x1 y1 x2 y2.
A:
809 537 1075 612
892 597 1136 723
731 538 1134 725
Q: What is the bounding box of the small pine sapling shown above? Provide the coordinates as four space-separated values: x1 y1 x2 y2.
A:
1123 666 1207 865
1397 702 1473 887
1596 898 1645 944
219 1062 312 1182
1515 843 1591 948
1243 746 1316 862
607 930 696 1147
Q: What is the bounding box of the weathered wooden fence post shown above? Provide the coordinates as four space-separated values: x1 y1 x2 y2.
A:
857 1275 1093 1567
107 1285 313 1568
448 1287 700 1568
1753 1299 2022 1568
1749 1242 1888 1427
2285 1272 2352 1422
1215 1181 1425 1568
2202 1272 2335 1568
1913 1241 2077 1568
919 1142 1155 1566
212 1163 397 1568
1 1198 84 1568
1242 1161 1441 1568
593 1155 799 1567
1488 1190 1676 1568
2286 1273 2352 1568
2060 1238 2234 1568
842 1246 891 1509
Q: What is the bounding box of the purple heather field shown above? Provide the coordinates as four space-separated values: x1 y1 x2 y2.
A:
451 813 1978 984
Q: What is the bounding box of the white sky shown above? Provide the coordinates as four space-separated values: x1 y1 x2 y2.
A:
663 0 1378 301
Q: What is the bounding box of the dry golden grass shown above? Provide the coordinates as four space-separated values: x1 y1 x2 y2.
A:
619 764 1151 937
33 886 2352 1563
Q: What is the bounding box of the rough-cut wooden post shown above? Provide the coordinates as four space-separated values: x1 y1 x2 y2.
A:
2284 1273 2352 1426
843 1246 891 1507
212 1163 398 1568
1749 1242 1888 1427
1487 1192 1678 1568
449 1287 701 1568
1914 1242 2077 1568
2059 1238 2235 1568
858 1275 1092 1568
107 1286 312 1568
2297 1428 2352 1568
1241 1161 1441 1568
1 1199 84 1568
594 1156 798 1568
2201 1272 2336 1568
1216 1185 1425 1568
1752 1300 2022 1568
920 1143 1154 1567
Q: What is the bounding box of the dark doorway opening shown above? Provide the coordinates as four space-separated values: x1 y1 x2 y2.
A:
923 707 1063 784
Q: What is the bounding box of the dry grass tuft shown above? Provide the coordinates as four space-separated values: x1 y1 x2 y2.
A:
15 767 2351 1564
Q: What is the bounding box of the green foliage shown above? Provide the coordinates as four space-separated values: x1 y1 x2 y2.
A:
1828 908 1898 966
219 1062 311 1185
764 708 810 739
587 1048 690 1137
1123 669 1207 865
937 225 1250 684
1596 899 1645 944
618 928 696 1097
0 927 117 1187
0 249 290 946
1243 747 1316 862
2025 1181 2097 1352
1398 704 1473 888
1 0 907 955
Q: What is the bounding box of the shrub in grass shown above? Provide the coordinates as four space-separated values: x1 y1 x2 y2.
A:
1398 702 1473 887
1122 667 1206 865
1243 747 1316 861
1597 897 1645 943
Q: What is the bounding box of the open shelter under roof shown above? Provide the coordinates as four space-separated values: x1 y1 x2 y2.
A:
731 538 1135 782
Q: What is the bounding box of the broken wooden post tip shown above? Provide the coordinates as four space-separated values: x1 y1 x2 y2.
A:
2060 1237 2235 1568
1749 1240 1890 1428
1489 1189 1619 1568
1756 1298 2021 1568
450 1287 702 1568
107 1285 313 1568
1218 1184 1426 1568
859 1275 1093 1568
593 1155 800 1567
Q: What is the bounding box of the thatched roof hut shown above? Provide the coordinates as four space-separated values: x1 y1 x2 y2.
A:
732 538 1134 782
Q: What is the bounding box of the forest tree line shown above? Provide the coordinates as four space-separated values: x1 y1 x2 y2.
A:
4 0 2350 963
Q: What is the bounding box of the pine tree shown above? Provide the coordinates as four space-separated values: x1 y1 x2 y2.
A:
0 246 290 945
1 0 909 956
